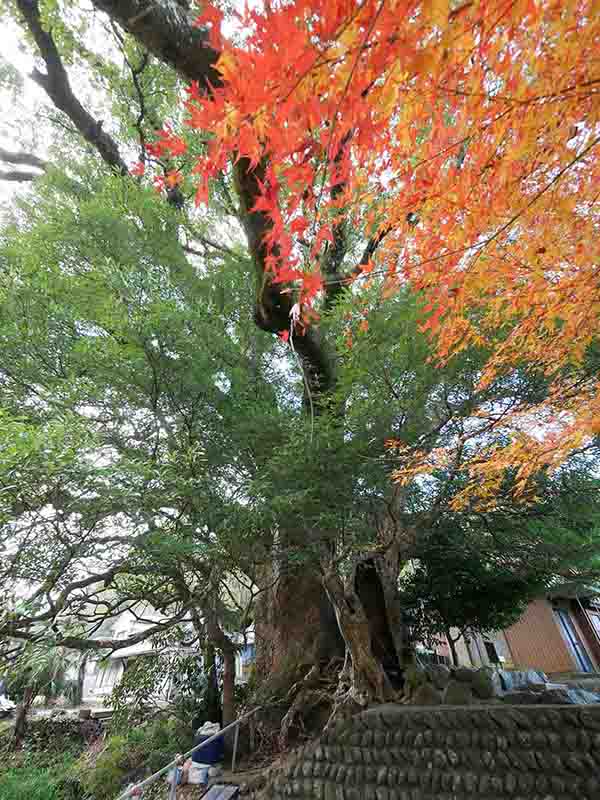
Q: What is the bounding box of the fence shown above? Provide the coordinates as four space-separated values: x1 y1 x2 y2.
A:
116 706 262 799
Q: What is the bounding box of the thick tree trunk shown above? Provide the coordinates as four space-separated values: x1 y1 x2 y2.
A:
254 560 344 686
445 629 460 666
202 644 222 726
13 686 35 749
221 649 236 728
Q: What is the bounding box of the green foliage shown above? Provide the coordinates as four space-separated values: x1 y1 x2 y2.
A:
110 646 222 733
400 471 600 652
5 646 73 707
401 525 544 649
0 54 23 98
0 753 79 800
76 718 191 800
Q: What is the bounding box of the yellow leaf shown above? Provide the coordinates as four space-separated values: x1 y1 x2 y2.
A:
429 0 448 29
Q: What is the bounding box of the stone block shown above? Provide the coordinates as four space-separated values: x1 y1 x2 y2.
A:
502 690 540 704
426 664 451 690
481 732 497 751
442 679 473 705
381 767 394 787
312 762 326 779
585 777 600 794
411 683 442 706
440 772 453 791
517 772 535 792
373 730 386 748
580 709 600 730
364 767 378 783
462 772 478 793
505 708 533 728
453 666 476 682
495 751 511 770
312 781 325 799
376 767 388 784
470 668 499 700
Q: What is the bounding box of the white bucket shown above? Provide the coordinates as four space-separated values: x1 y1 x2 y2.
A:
188 762 209 785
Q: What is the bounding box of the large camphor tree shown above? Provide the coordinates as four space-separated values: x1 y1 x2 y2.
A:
1 0 599 720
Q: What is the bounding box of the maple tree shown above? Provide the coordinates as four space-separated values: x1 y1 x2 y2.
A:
143 0 600 504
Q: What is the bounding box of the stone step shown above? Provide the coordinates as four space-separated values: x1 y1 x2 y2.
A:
203 785 239 800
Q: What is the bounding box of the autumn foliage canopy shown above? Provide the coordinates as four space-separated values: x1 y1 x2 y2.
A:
147 0 600 502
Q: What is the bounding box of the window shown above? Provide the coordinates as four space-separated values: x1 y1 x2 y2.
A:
589 612 600 638
555 608 594 673
415 650 451 667
483 640 500 663
95 661 120 690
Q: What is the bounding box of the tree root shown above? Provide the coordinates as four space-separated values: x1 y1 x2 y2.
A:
278 660 342 750
324 687 363 734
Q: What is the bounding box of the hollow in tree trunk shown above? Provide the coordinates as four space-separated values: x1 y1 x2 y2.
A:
323 569 395 707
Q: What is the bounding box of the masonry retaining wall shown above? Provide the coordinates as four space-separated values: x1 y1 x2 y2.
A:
261 703 600 800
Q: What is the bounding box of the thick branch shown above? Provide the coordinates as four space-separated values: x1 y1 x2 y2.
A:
90 0 221 90
0 169 41 182
0 147 47 171
90 0 336 400
2 607 191 653
326 227 391 304
16 0 128 175
234 157 336 399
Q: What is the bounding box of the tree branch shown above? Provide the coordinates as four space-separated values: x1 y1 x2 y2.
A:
16 0 128 175
2 608 191 653
0 169 41 182
90 0 221 91
0 147 47 171
88 0 338 402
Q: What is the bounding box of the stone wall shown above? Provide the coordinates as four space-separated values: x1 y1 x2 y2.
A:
256 704 600 799
404 663 600 706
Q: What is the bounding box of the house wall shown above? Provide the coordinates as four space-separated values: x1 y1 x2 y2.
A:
451 629 512 669
503 597 577 673
448 595 600 674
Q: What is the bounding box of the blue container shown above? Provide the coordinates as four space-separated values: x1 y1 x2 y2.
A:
191 732 224 764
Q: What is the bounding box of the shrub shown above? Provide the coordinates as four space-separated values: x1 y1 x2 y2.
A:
76 716 192 800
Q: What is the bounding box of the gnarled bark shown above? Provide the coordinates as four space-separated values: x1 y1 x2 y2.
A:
322 568 396 707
